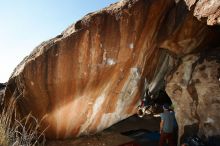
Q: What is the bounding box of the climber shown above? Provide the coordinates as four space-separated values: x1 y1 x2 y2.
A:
159 104 176 146
137 94 149 117
137 77 160 117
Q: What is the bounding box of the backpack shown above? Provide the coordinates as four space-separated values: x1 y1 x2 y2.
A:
185 136 206 146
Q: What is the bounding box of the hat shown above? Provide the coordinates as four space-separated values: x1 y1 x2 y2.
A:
163 104 169 110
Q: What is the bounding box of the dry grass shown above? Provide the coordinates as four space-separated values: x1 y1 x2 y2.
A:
0 98 46 146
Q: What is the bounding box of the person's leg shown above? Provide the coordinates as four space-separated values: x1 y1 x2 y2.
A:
167 133 175 146
159 132 166 146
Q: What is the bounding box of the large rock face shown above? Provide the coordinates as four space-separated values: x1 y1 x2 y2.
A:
4 0 220 139
184 0 220 25
166 51 220 142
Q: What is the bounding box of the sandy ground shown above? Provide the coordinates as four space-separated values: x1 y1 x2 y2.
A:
46 115 161 146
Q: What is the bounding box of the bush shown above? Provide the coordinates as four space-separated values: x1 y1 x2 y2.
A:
0 98 46 146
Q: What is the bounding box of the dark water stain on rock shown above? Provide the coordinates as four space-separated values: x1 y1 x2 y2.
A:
187 82 198 104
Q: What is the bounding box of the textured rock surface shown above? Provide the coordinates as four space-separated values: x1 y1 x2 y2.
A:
4 0 220 139
166 52 220 142
184 0 220 25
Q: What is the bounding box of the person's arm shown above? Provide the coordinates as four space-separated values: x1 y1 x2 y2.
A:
160 119 164 134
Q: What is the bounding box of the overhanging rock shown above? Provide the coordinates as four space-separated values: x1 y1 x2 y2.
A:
4 0 220 139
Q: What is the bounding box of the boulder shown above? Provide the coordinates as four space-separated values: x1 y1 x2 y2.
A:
4 0 220 139
166 51 220 142
184 0 220 25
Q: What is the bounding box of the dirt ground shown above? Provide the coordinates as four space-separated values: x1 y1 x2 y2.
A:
46 132 133 146
46 115 161 146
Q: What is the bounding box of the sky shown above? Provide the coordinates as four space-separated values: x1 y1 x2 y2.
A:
0 0 119 83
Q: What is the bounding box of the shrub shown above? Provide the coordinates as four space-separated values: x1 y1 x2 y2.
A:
0 98 46 146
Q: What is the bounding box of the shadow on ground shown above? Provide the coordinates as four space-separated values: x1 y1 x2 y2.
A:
46 115 161 146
